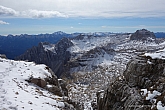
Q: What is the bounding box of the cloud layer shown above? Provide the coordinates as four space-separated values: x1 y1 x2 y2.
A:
0 5 18 16
0 0 165 18
0 5 67 18
27 10 67 18
0 20 9 24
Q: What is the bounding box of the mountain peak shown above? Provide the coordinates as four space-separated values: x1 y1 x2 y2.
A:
130 29 156 41
52 31 67 35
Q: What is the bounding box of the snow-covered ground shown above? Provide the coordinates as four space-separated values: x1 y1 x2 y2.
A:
145 48 165 59
68 34 129 55
141 89 165 110
0 57 65 110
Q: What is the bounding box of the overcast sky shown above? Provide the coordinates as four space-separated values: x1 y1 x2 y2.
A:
0 0 165 35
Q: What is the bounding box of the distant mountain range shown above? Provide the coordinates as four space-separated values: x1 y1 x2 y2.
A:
0 31 165 59
0 31 115 59
155 32 165 38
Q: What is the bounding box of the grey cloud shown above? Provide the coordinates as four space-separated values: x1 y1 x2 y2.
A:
0 5 18 16
27 10 68 18
0 5 67 18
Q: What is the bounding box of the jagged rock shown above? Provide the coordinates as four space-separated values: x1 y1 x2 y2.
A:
63 102 76 110
124 57 165 88
58 79 68 96
97 57 165 110
16 38 73 77
130 29 156 41
47 85 63 97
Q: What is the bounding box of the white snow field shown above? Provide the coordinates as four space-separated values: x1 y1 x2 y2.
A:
0 57 65 110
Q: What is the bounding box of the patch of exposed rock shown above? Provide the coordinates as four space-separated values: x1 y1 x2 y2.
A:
0 54 7 59
97 56 165 110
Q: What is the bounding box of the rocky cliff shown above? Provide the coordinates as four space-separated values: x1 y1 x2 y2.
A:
16 38 73 77
97 56 165 110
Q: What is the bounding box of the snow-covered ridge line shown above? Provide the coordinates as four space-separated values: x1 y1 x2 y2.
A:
0 57 65 110
144 48 165 60
68 34 130 54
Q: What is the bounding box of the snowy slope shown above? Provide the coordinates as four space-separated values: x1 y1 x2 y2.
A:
0 57 65 110
144 48 165 59
68 34 129 54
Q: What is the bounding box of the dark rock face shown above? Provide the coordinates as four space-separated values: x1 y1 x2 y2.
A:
30 78 47 88
130 29 156 41
47 86 63 96
16 38 73 77
97 57 165 110
58 79 68 96
124 57 165 88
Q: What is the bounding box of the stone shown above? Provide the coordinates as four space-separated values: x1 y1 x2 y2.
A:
30 78 47 88
47 85 63 97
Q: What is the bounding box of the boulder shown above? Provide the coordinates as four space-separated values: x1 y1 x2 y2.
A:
30 78 47 88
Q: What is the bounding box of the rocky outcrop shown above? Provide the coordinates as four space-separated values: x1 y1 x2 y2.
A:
16 38 73 77
0 54 7 59
130 29 156 41
25 67 63 96
23 66 78 110
97 56 165 110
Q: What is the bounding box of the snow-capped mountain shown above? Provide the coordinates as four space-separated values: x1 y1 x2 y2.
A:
16 38 74 77
10 29 165 109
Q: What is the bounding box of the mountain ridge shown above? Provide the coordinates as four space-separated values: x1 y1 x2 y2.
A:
2 29 165 109
0 30 164 59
